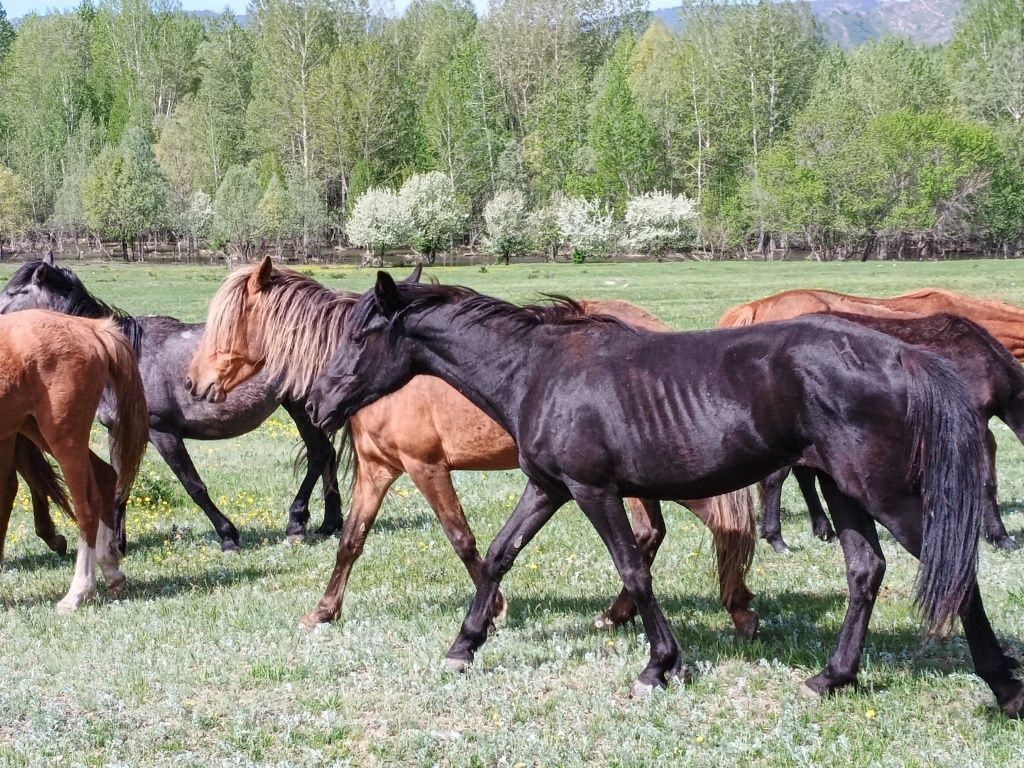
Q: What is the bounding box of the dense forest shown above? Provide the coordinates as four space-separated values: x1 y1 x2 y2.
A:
0 0 1021 262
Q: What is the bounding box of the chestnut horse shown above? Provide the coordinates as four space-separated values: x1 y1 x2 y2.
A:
719 287 1024 359
185 258 758 638
758 312 1024 554
304 273 1014 712
0 310 148 612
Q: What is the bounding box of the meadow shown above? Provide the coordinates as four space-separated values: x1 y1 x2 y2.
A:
2 258 1024 767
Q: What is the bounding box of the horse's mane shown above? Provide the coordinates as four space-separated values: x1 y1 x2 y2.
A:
205 263 360 399
8 261 143 356
351 281 638 338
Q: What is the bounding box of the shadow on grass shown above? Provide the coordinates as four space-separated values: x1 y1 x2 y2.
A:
436 587 1024 687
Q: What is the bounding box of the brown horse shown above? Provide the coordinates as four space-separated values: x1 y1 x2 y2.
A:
185 258 759 638
719 287 1024 359
0 310 148 612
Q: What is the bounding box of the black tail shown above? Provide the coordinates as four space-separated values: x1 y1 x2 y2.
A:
15 436 72 519
334 422 358 495
903 349 987 633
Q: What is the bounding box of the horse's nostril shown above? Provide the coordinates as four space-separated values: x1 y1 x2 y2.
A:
184 376 194 394
305 400 317 421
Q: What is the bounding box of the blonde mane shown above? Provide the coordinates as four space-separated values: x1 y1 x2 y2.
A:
204 264 360 399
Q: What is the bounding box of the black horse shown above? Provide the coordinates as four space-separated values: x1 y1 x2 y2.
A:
304 273 1023 716
0 253 341 550
761 311 1024 554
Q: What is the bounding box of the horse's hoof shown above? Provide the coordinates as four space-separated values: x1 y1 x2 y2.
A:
1000 689 1024 718
768 540 790 555
443 656 471 674
299 612 327 631
733 611 760 642
817 531 837 543
798 683 821 700
994 536 1020 551
106 574 127 597
52 535 68 557
630 680 656 699
285 533 305 545
314 525 341 539
594 613 615 631
221 540 240 554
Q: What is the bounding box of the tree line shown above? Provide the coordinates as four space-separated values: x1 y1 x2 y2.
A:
0 0 1020 262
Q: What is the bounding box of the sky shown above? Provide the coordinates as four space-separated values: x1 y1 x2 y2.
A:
4 1 681 19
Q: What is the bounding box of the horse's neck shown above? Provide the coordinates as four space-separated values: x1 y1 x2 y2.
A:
411 312 541 438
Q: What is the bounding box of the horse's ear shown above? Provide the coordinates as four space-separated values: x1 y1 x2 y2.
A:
374 271 404 318
43 250 55 266
32 262 49 285
404 264 423 284
247 256 273 295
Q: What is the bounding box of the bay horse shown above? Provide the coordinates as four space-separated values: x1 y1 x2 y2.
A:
185 258 759 639
0 253 341 551
0 310 148 612
759 312 1024 554
303 272 1022 716
719 287 1024 360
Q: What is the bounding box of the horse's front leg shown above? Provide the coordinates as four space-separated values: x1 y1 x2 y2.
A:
802 474 884 696
595 498 664 630
445 480 563 671
407 461 507 621
281 399 342 539
299 460 398 628
571 485 684 696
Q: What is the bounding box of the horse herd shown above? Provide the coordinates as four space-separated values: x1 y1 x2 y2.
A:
2 252 1024 716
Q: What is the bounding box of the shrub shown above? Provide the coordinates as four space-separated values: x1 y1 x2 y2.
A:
399 171 466 262
482 189 530 264
346 187 414 265
527 196 563 262
622 192 698 257
557 197 617 263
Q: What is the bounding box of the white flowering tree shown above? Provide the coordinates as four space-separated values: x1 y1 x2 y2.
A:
346 187 415 266
622 192 698 257
399 171 466 263
557 197 618 263
482 189 530 264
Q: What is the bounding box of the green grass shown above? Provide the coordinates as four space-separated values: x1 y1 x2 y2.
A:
2 258 1024 766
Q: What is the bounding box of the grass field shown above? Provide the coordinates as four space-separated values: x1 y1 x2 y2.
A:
2 258 1024 766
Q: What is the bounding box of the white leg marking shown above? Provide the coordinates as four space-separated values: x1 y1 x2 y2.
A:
55 535 96 614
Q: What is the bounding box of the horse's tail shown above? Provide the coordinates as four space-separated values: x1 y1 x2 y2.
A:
94 320 149 505
717 302 756 328
335 421 358 495
702 487 756 611
903 349 987 634
14 435 72 520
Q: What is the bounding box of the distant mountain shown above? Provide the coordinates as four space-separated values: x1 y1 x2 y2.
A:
653 0 962 47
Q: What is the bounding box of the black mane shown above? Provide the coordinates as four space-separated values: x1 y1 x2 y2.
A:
351 280 636 337
14 260 143 356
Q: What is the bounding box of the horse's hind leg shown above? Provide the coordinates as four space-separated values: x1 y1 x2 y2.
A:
595 498 664 630
0 440 18 566
299 459 399 628
30 486 67 556
148 429 241 551
90 452 125 595
50 450 101 614
282 399 342 539
960 585 1024 716
982 429 1017 550
686 494 759 641
794 467 836 543
802 474 885 697
405 461 507 621
760 468 791 554
571 486 685 696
